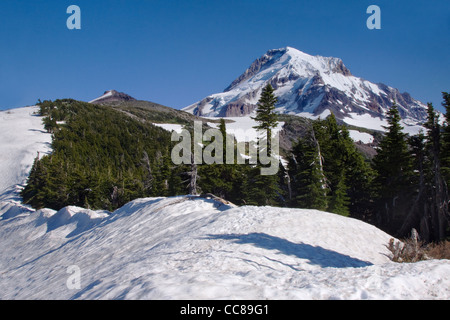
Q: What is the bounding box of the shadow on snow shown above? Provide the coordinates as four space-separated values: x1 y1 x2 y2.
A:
204 232 372 268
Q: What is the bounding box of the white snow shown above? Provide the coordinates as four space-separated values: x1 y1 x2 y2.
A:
0 196 449 300
206 117 284 143
343 112 426 135
349 130 374 144
0 106 52 201
341 113 388 132
152 123 184 134
89 90 113 103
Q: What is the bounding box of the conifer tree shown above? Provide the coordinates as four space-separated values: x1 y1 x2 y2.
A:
423 103 448 241
440 92 450 184
245 83 281 205
372 102 414 232
398 132 427 236
252 84 279 155
314 114 350 216
288 128 328 210
198 119 236 200
22 154 48 209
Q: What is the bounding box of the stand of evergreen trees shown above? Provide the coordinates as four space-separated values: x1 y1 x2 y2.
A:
22 99 177 210
286 94 450 242
22 92 450 243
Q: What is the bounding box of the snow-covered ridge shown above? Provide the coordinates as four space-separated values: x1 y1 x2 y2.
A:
1 196 449 300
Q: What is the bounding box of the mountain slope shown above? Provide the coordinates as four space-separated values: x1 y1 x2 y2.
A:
183 47 428 129
1 196 449 300
0 106 52 201
89 90 228 127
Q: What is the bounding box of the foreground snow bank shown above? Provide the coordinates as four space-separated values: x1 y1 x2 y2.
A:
0 196 449 300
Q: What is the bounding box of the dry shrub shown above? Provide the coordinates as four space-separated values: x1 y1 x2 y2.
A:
388 239 427 263
387 229 428 263
388 229 450 262
425 241 450 260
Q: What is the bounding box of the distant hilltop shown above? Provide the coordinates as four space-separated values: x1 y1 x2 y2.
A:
89 90 136 104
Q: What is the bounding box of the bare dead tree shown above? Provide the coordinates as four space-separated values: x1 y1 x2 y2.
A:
187 153 199 195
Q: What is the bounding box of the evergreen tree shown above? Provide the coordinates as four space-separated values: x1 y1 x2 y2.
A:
399 103 450 242
314 115 350 216
252 84 279 155
21 154 48 209
288 127 328 210
244 83 281 205
440 92 450 185
423 103 448 241
398 132 427 236
372 102 414 232
344 139 375 222
288 114 373 217
198 119 236 200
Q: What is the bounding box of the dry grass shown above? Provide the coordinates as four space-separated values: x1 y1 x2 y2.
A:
425 241 450 260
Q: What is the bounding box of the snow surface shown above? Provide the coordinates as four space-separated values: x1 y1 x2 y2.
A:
0 105 449 300
88 90 113 103
206 117 284 143
0 106 52 201
152 123 184 134
343 112 425 135
348 130 374 144
0 196 449 300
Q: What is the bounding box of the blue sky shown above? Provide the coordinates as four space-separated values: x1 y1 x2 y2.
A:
0 0 449 111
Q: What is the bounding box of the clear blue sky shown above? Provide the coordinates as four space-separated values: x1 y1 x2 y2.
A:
0 0 449 111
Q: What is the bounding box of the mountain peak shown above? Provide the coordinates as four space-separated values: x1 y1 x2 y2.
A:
89 90 136 104
223 47 352 93
183 46 426 125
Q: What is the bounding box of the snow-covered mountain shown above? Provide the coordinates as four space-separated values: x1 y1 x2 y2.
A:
183 47 428 130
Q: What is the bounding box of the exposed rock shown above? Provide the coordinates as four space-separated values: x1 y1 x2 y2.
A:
89 90 136 105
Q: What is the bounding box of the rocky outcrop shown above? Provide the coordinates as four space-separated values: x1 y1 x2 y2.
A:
89 90 136 105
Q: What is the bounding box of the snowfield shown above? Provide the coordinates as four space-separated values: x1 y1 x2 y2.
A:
0 196 449 300
0 106 52 201
0 105 449 300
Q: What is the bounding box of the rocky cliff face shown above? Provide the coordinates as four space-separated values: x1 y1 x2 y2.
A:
183 47 428 124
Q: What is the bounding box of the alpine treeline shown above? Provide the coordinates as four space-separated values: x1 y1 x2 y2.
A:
22 92 450 243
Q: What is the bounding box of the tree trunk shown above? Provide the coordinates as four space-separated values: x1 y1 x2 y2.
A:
188 153 199 195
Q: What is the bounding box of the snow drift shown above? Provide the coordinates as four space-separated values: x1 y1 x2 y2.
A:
0 196 449 300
